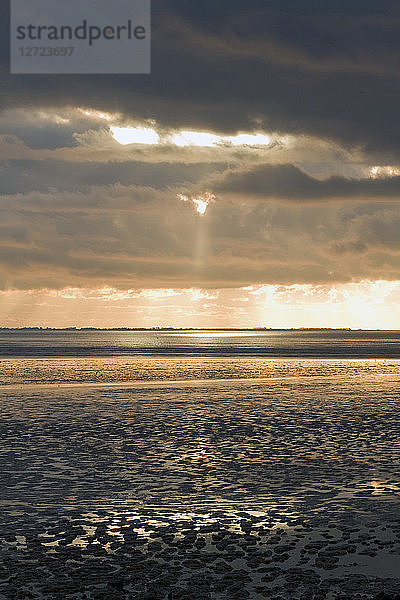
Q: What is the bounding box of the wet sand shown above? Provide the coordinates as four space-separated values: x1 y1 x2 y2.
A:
1 373 400 599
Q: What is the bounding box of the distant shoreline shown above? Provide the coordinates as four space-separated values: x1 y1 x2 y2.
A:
0 327 377 332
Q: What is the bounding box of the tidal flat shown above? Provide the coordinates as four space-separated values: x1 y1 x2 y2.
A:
1 364 400 599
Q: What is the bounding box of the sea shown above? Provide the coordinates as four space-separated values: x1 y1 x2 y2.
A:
0 330 399 600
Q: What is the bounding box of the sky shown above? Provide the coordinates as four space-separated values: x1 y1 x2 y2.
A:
1 0 400 328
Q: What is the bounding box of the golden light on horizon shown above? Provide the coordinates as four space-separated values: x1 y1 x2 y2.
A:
2 280 400 329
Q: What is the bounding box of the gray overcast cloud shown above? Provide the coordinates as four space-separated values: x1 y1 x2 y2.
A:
1 0 400 295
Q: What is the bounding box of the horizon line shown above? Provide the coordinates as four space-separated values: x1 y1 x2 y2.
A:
0 326 394 332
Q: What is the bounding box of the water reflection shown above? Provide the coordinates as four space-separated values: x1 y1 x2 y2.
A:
1 367 400 598
1 356 400 386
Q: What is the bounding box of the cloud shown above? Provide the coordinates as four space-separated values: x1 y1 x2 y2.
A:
1 182 400 290
2 1 400 156
0 157 227 195
213 163 400 201
2 280 400 329
2 1 400 307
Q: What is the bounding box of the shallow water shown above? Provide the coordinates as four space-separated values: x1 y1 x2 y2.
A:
1 353 400 599
0 355 399 386
1 328 400 357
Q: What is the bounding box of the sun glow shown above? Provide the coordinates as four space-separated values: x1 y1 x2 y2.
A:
177 191 215 215
179 331 260 337
110 126 159 145
171 131 221 147
369 165 400 178
224 133 271 146
108 122 272 148
79 108 113 121
3 280 400 328
171 130 271 147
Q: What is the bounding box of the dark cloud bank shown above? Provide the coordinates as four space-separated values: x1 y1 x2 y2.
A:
1 1 400 290
214 164 400 200
2 0 400 154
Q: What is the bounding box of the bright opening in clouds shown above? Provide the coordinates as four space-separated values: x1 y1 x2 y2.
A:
369 165 400 178
110 125 159 145
177 191 215 215
172 130 220 147
109 125 272 148
171 130 271 147
110 126 159 145
224 133 271 146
